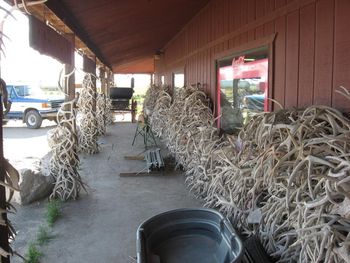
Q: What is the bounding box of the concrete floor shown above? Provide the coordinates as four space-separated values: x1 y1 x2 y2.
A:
8 122 202 263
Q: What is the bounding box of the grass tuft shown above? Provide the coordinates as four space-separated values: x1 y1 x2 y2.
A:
46 199 62 227
25 243 42 263
36 226 54 246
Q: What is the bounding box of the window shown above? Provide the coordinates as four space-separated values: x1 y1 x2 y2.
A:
161 75 165 85
14 85 30 97
7 87 15 99
217 46 269 134
173 73 184 88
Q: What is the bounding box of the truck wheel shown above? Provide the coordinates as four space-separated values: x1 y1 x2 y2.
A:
25 110 42 129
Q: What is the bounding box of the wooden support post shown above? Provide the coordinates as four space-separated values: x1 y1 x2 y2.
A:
64 64 75 101
131 76 135 89
64 34 75 101
83 55 96 111
91 58 97 112
131 100 137 123
0 93 9 263
99 67 106 95
106 69 113 98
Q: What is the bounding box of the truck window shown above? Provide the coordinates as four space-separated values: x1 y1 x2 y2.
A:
6 87 15 99
14 85 30 97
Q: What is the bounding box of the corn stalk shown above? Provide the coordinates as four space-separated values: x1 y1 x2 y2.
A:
0 159 20 261
0 79 19 262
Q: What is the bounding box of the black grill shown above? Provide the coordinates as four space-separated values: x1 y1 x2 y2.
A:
111 99 130 110
109 87 137 122
50 100 64 109
109 87 134 110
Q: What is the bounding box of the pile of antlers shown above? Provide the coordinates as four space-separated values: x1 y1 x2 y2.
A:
104 96 113 125
96 93 106 136
48 73 113 201
48 101 85 201
143 84 171 116
146 85 350 263
77 74 99 154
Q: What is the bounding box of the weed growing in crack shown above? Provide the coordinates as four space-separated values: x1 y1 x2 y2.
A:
25 243 42 263
46 199 62 227
36 226 54 246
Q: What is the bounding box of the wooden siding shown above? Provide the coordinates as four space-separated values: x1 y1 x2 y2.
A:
155 0 350 112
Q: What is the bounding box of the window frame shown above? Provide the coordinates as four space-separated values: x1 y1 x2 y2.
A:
214 34 276 124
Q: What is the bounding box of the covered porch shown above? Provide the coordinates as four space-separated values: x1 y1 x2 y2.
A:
0 1 349 263
8 122 201 262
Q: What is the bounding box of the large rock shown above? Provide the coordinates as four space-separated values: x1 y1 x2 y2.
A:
11 156 54 205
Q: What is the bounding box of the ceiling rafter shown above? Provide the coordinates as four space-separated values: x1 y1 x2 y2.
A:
3 0 111 71
9 0 211 73
45 0 111 68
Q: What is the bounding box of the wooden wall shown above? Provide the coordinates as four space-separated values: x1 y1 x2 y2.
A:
155 0 350 112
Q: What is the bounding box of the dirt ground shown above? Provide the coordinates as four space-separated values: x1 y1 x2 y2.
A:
4 119 201 263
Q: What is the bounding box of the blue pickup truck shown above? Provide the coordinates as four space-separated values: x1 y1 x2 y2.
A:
5 84 64 128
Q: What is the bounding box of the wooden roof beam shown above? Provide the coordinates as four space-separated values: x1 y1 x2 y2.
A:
45 0 111 69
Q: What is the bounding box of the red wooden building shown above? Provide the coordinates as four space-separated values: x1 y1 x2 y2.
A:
1 1 350 261
19 0 350 115
155 0 350 114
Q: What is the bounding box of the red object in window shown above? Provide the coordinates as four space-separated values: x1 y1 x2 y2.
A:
219 58 268 81
232 56 245 65
217 58 269 128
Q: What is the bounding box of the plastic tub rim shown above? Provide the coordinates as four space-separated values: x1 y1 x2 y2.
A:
137 207 244 263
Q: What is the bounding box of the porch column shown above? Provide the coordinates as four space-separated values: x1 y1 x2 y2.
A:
106 69 113 96
99 67 106 95
64 34 75 101
83 55 97 111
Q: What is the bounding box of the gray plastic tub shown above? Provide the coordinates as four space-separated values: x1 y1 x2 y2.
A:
137 208 243 263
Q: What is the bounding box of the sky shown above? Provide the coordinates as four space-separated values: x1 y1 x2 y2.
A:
0 3 64 86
